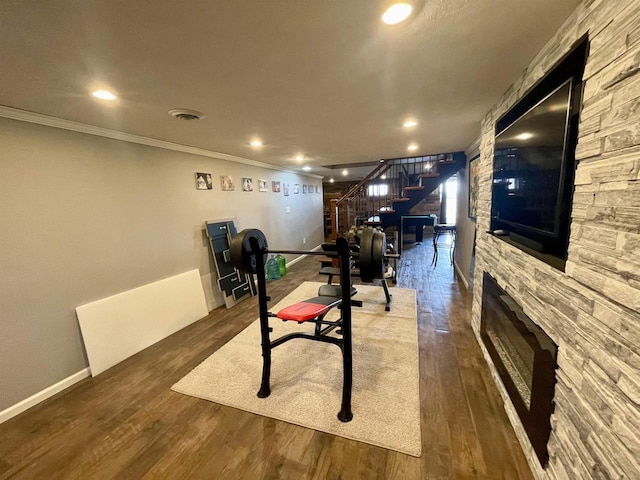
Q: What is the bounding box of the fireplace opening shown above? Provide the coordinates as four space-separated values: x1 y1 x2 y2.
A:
480 272 558 467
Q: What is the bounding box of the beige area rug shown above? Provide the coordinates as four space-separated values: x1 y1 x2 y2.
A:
172 281 421 457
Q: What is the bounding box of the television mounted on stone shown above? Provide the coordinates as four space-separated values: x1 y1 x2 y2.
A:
490 39 588 268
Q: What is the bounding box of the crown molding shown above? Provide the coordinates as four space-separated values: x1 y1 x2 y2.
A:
0 105 323 179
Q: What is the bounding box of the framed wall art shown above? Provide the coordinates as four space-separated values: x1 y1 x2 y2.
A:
242 177 254 192
220 175 234 191
468 155 480 219
195 172 213 190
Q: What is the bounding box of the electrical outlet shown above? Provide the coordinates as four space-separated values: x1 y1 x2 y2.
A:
303 237 306 244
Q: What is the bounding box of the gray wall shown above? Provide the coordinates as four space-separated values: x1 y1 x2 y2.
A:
454 143 480 288
472 0 640 478
0 117 324 411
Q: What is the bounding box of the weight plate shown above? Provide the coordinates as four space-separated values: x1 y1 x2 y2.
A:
371 231 386 280
230 228 268 274
359 227 374 282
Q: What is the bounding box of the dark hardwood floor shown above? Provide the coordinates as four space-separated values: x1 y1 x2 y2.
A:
0 239 533 480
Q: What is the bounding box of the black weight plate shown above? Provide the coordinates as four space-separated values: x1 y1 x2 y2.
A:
359 227 374 282
371 231 386 280
229 228 268 274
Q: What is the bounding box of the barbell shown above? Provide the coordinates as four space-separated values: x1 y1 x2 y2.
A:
229 227 387 282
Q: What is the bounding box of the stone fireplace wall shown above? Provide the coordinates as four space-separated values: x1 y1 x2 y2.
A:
471 1 640 478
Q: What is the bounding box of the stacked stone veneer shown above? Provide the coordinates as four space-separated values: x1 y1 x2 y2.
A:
471 1 640 478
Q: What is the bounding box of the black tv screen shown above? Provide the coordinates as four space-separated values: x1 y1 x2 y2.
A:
491 80 572 236
490 37 587 268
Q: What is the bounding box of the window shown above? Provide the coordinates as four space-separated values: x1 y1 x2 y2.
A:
367 184 388 196
440 175 458 224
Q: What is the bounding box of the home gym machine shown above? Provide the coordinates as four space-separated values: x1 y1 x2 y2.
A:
320 227 394 311
229 228 388 422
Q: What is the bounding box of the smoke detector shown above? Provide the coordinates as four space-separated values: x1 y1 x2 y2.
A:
168 109 205 121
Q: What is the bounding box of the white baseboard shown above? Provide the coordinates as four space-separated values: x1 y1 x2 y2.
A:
454 261 469 290
286 244 323 269
0 367 91 424
1 247 323 425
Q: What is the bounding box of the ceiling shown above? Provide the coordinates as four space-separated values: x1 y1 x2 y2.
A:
0 0 580 181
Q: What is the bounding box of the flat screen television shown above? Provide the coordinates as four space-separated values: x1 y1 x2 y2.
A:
490 39 587 267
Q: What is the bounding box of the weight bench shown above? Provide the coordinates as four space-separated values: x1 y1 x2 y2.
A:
319 232 393 311
321 264 392 311
276 284 361 336
230 231 357 422
277 295 342 323
318 283 357 298
319 266 341 284
319 242 358 285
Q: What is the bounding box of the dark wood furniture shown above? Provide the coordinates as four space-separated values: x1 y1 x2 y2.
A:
432 224 456 266
399 215 437 253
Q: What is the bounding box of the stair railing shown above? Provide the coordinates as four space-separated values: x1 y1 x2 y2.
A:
330 153 454 239
336 160 389 205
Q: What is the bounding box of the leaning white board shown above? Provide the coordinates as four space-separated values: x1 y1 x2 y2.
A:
77 269 209 376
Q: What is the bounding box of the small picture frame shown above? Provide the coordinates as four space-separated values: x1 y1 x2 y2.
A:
468 155 480 219
220 175 234 191
259 179 268 192
242 178 254 192
272 181 281 193
283 183 290 196
308 184 314 192
302 184 308 194
315 185 320 193
195 172 213 190
293 184 300 194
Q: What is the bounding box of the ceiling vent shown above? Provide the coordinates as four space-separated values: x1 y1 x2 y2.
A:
168 109 205 121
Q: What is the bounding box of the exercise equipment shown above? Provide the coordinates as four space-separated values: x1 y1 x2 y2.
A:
320 227 394 311
230 229 358 422
205 220 256 308
359 227 386 282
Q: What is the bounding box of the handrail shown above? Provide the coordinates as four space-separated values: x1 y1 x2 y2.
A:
330 153 458 237
336 161 391 205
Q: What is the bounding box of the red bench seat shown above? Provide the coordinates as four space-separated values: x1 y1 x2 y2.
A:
277 296 342 322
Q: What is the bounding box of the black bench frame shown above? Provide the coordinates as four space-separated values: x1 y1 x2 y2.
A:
250 236 355 422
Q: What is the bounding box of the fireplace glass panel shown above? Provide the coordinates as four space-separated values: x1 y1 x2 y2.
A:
484 294 535 408
480 272 558 467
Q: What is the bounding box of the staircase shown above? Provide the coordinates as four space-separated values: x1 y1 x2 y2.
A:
332 152 466 236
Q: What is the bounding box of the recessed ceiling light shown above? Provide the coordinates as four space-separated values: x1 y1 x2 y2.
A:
295 155 304 161
382 3 413 25
302 166 312 171
250 139 263 147
408 144 418 151
516 132 533 140
403 120 417 128
342 169 348 176
381 174 387 180
92 90 116 100
330 178 335 183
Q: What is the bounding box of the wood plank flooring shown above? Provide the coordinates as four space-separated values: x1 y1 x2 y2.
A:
0 241 533 480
